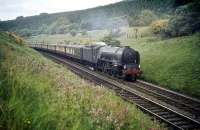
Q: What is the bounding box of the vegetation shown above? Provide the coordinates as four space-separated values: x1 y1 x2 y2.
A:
1 0 199 38
128 10 158 26
0 32 165 130
26 26 200 98
101 36 121 46
0 0 176 36
120 34 200 98
151 20 169 34
0 0 199 129
165 0 200 37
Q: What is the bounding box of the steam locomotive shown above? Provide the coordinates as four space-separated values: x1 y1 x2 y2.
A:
31 43 142 81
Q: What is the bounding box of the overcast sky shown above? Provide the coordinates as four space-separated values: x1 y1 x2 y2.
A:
0 0 122 21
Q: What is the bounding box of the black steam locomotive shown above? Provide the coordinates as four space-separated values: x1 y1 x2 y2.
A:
31 43 142 81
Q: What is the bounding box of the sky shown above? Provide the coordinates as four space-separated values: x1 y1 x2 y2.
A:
0 0 122 21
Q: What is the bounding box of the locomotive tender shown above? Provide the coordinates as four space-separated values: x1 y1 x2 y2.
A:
32 43 142 81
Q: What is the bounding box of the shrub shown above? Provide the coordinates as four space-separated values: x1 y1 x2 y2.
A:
6 32 25 45
16 16 24 20
80 22 92 30
151 19 169 34
165 1 200 37
81 31 87 36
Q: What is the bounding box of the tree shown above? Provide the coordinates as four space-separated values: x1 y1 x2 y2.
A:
166 1 200 37
128 10 158 26
16 16 24 20
81 31 87 36
80 22 92 30
151 19 169 34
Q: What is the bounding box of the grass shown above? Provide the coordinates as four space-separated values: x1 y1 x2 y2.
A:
26 27 150 45
26 26 200 98
0 32 165 130
27 30 109 45
120 34 200 98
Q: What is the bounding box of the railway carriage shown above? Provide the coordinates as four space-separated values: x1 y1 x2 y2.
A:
82 45 103 66
66 45 83 60
49 45 56 51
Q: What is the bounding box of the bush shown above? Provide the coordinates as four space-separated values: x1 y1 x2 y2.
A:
165 1 200 37
6 32 25 45
81 31 87 36
16 16 24 20
151 19 169 34
80 22 92 30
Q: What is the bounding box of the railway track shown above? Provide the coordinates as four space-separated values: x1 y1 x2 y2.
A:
95 68 200 122
131 81 200 119
38 50 200 130
94 69 200 121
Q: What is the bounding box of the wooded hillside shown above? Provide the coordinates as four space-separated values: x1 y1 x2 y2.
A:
0 0 175 36
0 0 199 37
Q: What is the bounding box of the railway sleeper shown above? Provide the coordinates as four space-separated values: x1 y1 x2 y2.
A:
156 111 170 116
120 94 133 98
180 124 197 129
160 114 177 119
138 103 152 107
127 95 139 99
142 105 161 109
125 94 135 98
173 121 191 126
120 90 130 94
131 99 144 103
167 117 184 122
127 96 138 101
135 100 149 105
194 105 200 109
150 109 164 113
146 107 160 111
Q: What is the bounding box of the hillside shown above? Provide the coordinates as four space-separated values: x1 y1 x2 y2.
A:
0 32 165 129
26 26 200 98
0 0 199 38
0 0 176 36
1 0 200 99
120 34 200 98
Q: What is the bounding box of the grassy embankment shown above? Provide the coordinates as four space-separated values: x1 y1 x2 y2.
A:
27 27 200 98
120 34 200 98
0 32 164 130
